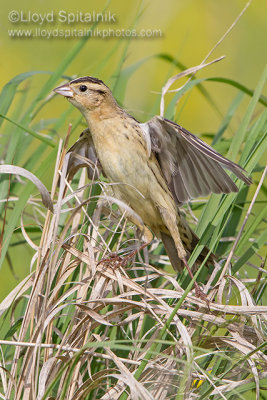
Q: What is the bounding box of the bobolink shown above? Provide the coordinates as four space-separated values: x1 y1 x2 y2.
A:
54 77 251 298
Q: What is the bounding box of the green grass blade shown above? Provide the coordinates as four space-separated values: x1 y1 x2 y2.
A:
197 66 267 238
112 57 152 104
228 65 267 161
212 91 244 145
165 70 267 120
0 113 54 147
0 71 50 129
111 2 145 99
157 53 220 115
207 76 267 107
0 145 58 268
235 204 267 255
239 109 267 166
232 228 267 274
32 23 100 106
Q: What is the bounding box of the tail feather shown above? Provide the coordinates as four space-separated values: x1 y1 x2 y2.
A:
160 232 183 272
160 229 215 272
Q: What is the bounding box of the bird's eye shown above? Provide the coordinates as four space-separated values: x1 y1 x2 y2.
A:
79 85 87 92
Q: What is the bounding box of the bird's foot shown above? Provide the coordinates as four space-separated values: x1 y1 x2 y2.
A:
120 241 150 266
97 252 124 269
194 282 210 308
98 242 150 268
182 257 210 308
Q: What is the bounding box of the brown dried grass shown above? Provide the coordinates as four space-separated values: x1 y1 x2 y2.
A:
0 139 266 400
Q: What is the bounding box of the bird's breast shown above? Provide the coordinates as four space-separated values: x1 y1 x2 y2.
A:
88 117 175 230
91 119 150 194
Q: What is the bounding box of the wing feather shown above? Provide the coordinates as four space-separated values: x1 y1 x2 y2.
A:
66 128 102 181
145 116 252 204
164 118 252 184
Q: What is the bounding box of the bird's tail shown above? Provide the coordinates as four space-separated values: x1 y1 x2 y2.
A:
160 229 215 272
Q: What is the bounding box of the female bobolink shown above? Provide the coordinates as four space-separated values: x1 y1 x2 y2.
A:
54 77 251 298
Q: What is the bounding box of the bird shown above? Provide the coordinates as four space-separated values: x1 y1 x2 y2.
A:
53 76 252 298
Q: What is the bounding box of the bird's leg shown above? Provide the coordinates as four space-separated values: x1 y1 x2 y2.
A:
98 220 153 267
112 224 153 266
159 207 208 303
181 257 208 303
119 226 153 266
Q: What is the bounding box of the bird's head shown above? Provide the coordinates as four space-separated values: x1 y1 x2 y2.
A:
53 76 117 116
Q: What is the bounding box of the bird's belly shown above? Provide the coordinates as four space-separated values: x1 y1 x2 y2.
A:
113 183 160 227
98 145 162 226
99 142 149 193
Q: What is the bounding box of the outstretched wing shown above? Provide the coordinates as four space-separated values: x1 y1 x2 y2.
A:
143 116 252 204
66 128 102 181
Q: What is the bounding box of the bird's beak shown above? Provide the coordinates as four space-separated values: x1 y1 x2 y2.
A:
53 83 74 98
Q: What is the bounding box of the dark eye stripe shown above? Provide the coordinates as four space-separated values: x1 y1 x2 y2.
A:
95 89 105 95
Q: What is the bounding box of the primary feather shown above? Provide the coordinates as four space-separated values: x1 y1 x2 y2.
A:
144 116 251 204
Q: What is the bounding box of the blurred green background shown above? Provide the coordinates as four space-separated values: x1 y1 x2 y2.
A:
0 0 266 300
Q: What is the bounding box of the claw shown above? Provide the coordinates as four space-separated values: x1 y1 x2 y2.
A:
98 242 150 268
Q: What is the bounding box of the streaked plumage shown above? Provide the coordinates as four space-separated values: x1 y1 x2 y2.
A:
54 76 252 296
